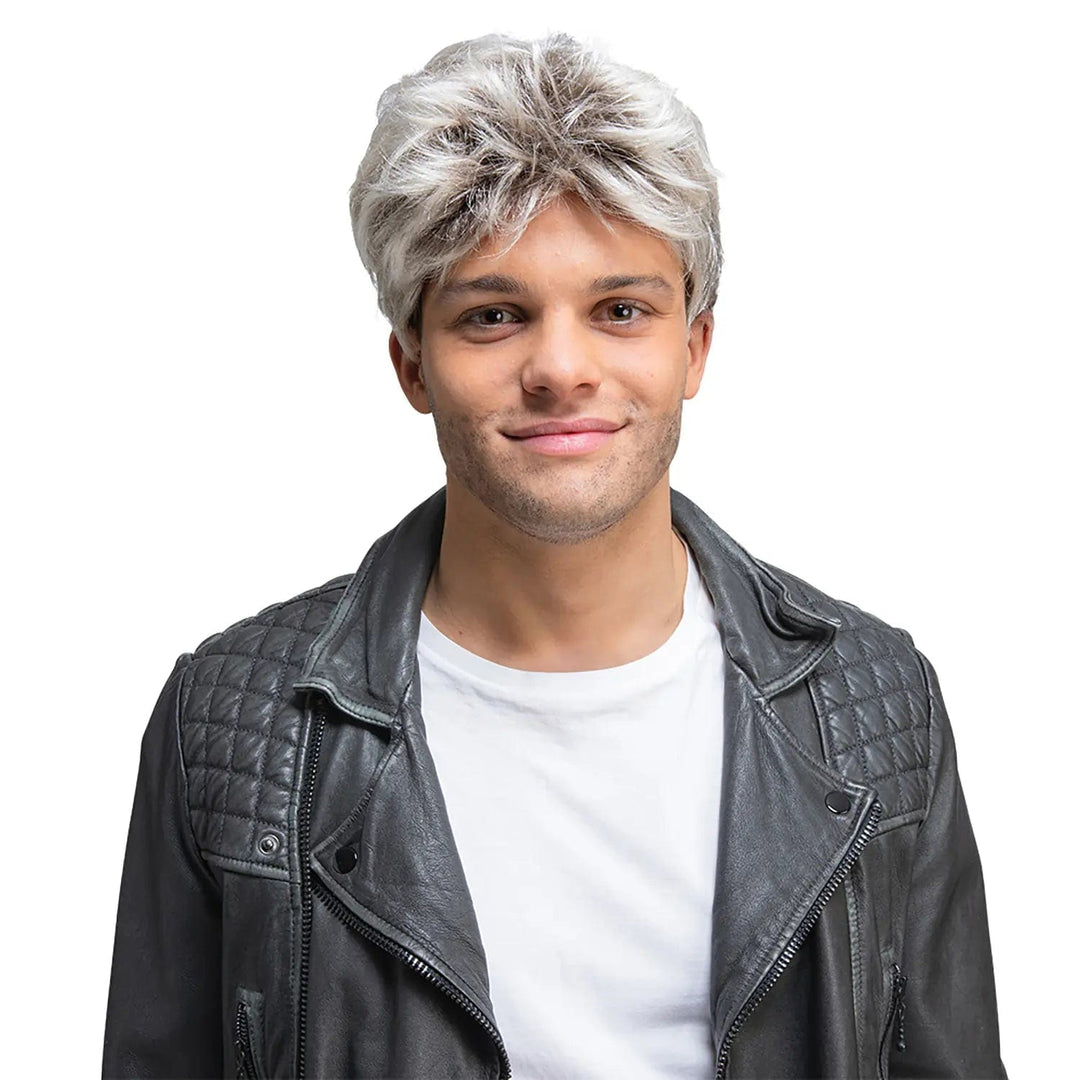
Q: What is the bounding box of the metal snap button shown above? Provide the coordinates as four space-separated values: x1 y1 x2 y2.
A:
257 831 281 855
825 791 852 814
335 846 359 873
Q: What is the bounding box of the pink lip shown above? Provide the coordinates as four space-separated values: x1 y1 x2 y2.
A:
508 429 617 455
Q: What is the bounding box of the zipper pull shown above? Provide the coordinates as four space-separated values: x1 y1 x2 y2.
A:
892 964 908 1052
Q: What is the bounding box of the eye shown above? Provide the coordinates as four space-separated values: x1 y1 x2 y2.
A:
463 307 520 327
603 301 649 323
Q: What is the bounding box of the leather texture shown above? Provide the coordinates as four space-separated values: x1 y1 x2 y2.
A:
102 485 1007 1079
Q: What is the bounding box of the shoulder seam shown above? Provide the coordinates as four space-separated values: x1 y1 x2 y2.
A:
191 575 351 658
759 559 917 640
171 651 219 877
911 646 944 825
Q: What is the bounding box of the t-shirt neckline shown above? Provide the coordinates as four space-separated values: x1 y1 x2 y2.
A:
417 532 710 698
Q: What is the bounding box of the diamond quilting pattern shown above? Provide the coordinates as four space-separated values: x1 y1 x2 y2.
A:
761 562 932 824
179 576 350 870
176 551 935 870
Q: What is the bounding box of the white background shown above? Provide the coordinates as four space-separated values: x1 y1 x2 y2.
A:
3 2 1075 1074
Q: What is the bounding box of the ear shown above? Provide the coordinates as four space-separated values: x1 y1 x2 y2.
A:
684 309 714 401
388 330 431 414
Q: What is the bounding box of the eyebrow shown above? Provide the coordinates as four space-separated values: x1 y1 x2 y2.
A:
433 272 677 302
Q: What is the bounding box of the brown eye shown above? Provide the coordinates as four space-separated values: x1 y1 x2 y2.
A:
605 301 649 324
462 307 520 330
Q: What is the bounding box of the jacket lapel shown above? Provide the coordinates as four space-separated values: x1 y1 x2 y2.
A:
295 485 876 1053
709 661 876 1049
294 488 498 1026
667 491 877 1048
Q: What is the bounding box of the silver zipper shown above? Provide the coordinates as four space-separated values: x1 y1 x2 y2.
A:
715 799 883 1078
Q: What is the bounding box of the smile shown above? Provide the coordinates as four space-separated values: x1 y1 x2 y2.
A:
504 429 620 455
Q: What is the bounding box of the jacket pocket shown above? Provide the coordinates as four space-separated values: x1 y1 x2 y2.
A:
877 962 908 1079
233 985 266 1080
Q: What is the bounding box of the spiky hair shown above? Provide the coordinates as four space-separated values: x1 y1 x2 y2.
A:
350 32 722 358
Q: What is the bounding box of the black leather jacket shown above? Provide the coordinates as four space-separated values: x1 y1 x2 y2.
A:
103 486 1007 1079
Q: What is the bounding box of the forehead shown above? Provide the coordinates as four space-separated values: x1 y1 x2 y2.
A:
439 196 683 294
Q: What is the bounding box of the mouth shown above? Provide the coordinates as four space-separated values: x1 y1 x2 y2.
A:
504 427 623 456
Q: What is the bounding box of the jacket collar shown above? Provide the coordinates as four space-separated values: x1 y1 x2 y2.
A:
295 484 841 719
294 485 876 1062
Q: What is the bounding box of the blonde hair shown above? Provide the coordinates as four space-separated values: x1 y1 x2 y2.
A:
350 32 722 358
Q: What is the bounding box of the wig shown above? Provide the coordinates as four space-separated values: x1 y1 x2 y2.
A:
349 32 722 358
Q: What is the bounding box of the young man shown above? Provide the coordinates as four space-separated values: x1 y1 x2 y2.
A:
103 32 1007 1080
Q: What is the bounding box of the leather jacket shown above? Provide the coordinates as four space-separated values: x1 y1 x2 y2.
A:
102 485 1007 1079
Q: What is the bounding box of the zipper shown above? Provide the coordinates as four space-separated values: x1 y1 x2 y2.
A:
715 798 882 1079
313 873 512 1079
878 961 908 1078
295 693 511 1079
295 695 328 1079
234 999 261 1079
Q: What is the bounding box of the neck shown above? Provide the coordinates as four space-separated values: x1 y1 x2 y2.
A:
421 478 688 672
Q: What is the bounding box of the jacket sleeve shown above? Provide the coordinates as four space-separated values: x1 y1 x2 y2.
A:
102 654 224 1079
889 649 1007 1079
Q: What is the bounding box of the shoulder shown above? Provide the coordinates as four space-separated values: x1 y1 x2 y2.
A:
757 558 934 829
186 572 351 674
173 573 351 873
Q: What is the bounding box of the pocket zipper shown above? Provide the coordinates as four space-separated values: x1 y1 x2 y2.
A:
234 999 261 1080
878 962 908 1078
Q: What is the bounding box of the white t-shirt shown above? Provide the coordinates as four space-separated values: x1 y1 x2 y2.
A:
416 533 725 1079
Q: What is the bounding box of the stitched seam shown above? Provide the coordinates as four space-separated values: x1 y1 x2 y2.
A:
815 668 841 765
852 628 908 815
190 805 290 831
187 674 309 709
172 655 217 888
763 567 898 643
879 633 932 810
794 595 885 636
831 636 876 798
203 851 291 877
878 631 929 811
317 725 404 856
913 649 944 830
191 586 346 656
246 597 315 859
820 685 916 718
309 543 382 670
218 622 275 850
750 674 863 784
199 654 226 827
846 869 864 1068
818 648 920 679
185 717 300 750
189 761 293 794
192 645 309 668
863 763 926 782
829 721 930 758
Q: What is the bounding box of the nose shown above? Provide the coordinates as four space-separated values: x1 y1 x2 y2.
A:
518 309 604 399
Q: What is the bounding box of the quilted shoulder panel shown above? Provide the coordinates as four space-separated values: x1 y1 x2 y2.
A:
760 561 932 826
178 574 350 872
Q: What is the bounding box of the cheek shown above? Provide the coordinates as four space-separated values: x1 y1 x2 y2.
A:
443 361 519 413
625 354 688 400
615 329 686 379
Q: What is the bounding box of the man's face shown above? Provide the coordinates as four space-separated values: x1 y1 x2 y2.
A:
394 195 712 545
